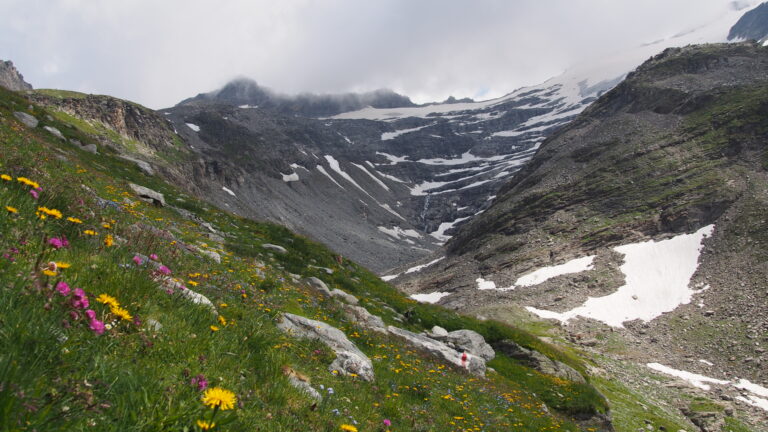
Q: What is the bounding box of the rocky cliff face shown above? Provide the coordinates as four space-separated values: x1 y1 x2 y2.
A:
0 60 33 91
728 2 768 43
398 43 768 388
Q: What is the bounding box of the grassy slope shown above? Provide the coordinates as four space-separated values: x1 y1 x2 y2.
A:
0 87 619 431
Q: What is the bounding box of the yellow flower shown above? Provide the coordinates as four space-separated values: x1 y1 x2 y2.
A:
340 425 358 432
96 294 120 308
16 177 40 189
5 206 17 213
67 217 83 224
210 325 220 332
187 280 199 286
201 387 236 410
104 235 114 247
83 229 97 236
42 269 57 276
102 223 111 229
196 420 216 430
218 315 227 326
0 174 11 181
55 262 71 269
37 207 63 219
110 305 133 321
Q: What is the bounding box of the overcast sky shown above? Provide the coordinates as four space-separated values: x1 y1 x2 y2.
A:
0 0 758 108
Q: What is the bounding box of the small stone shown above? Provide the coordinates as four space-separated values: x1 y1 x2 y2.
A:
43 126 65 140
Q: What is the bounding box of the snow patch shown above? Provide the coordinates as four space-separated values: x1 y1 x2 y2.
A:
410 291 451 304
429 216 470 241
185 123 200 132
646 363 729 390
526 225 714 327
351 163 390 191
325 155 371 196
378 226 422 240
734 379 768 398
316 165 345 189
381 123 436 140
376 152 410 165
221 186 236 197
281 172 299 182
405 257 445 274
515 256 596 287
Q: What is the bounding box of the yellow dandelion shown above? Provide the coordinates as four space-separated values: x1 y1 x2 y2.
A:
110 305 133 321
55 262 71 269
102 223 111 229
16 177 40 189
104 234 114 247
210 325 220 332
67 217 83 224
96 294 120 308
0 174 11 181
187 280 199 286
42 269 57 277
83 229 97 236
37 207 63 219
218 315 227 326
196 420 216 430
5 206 18 213
340 425 358 432
201 387 236 410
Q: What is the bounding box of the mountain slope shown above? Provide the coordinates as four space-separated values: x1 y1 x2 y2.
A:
397 42 768 425
728 1 768 43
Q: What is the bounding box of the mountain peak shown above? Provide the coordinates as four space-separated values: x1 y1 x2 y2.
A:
0 60 33 92
728 2 768 42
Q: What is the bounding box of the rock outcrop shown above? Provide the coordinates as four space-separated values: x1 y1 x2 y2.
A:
0 60 32 91
493 339 585 383
276 313 374 381
129 183 166 206
387 325 486 376
431 329 495 361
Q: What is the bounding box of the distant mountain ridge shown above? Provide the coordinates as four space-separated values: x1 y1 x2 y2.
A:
179 77 415 117
728 1 768 42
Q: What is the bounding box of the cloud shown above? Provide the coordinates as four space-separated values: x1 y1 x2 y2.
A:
0 0 755 108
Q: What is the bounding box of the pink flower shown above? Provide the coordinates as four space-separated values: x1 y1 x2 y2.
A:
157 265 171 275
132 255 143 266
89 319 105 335
383 419 392 427
29 189 39 199
71 288 89 309
85 309 96 320
61 236 69 247
48 237 64 249
55 281 71 296
190 374 208 391
149 253 158 261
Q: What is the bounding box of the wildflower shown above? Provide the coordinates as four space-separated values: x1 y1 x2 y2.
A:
37 207 62 219
96 294 119 308
149 253 158 261
16 177 40 189
5 206 17 213
42 269 57 277
55 281 71 296
383 419 392 427
201 387 237 410
48 237 64 249
191 374 209 391
104 235 114 247
102 223 111 229
210 325 220 332
217 315 227 326
196 420 216 430
83 229 97 236
0 174 11 181
188 280 199 287
56 262 71 269
85 310 97 320
111 306 132 321
340 425 358 432
67 217 83 224
132 255 143 266
29 189 39 200
157 265 171 275
71 288 89 309
89 319 105 335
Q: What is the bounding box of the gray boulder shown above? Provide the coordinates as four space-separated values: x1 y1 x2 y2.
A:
193 246 222 263
330 288 358 305
287 374 322 401
129 183 166 206
343 304 387 333
434 329 495 361
387 325 486 376
305 277 332 297
262 243 288 254
120 155 154 175
428 326 449 337
277 313 374 381
13 111 38 128
81 143 98 154
43 126 65 140
493 339 585 383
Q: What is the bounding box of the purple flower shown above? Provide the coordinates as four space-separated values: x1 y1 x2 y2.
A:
89 319 105 335
55 281 71 296
383 419 392 427
157 265 171 275
132 255 143 266
48 237 64 249
71 288 89 309
149 253 158 261
85 309 96 320
29 189 39 199
190 374 208 391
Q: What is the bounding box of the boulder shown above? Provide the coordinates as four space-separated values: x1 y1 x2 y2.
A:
262 243 288 254
129 183 166 206
330 288 358 305
13 111 38 128
193 246 222 263
493 339 585 383
433 329 495 361
343 304 387 333
43 126 65 140
428 326 449 337
120 155 154 175
277 313 374 381
287 374 322 402
81 143 98 154
305 277 332 297
387 325 486 376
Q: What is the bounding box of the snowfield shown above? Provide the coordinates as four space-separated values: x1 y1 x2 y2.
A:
410 291 451 304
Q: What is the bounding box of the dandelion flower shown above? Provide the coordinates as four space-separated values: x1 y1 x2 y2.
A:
83 229 97 236
0 174 11 181
218 315 227 326
55 262 71 269
104 234 114 247
210 325 220 332
5 206 17 213
42 269 57 277
111 306 133 321
196 420 216 430
37 207 62 219
96 294 120 308
16 177 40 189
67 217 83 224
201 387 236 410
340 425 358 432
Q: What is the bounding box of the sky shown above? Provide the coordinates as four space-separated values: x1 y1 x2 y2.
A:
0 0 759 109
